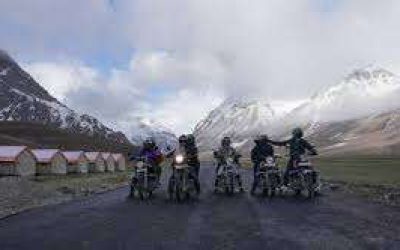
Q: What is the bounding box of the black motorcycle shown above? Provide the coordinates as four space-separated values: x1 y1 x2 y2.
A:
168 154 198 202
256 156 282 197
130 157 159 200
287 154 320 198
215 156 241 195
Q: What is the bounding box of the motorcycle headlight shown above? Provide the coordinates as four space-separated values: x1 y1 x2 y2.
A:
175 154 184 164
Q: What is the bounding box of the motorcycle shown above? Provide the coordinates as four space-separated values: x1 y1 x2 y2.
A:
287 154 320 198
130 157 159 200
168 153 198 202
215 156 241 195
256 156 282 197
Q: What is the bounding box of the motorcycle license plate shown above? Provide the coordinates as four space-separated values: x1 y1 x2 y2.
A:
298 162 311 167
175 164 187 170
303 169 314 174
136 168 147 174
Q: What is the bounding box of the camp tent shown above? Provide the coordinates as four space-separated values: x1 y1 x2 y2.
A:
0 146 36 176
101 152 115 172
62 151 89 174
85 152 105 173
32 149 67 175
112 153 126 171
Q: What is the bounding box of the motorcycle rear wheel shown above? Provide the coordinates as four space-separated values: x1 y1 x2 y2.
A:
176 187 182 202
129 185 135 198
262 187 269 196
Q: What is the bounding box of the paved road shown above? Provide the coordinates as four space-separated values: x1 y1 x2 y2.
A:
1 165 399 250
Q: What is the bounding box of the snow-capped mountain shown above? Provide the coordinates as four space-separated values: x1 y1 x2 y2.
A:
286 66 400 135
0 50 129 144
194 96 277 149
130 118 177 150
194 66 400 155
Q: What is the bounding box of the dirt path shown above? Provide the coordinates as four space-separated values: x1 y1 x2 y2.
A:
0 165 399 250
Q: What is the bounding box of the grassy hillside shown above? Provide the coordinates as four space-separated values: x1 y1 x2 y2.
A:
0 121 136 154
314 156 400 186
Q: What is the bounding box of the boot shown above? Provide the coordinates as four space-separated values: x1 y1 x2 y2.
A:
237 175 244 192
214 177 220 192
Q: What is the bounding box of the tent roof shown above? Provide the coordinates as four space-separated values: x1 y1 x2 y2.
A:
0 146 29 162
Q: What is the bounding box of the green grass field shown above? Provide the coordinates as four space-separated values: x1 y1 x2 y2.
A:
241 156 400 187
314 156 400 186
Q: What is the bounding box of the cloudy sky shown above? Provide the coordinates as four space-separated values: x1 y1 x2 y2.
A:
1 0 400 136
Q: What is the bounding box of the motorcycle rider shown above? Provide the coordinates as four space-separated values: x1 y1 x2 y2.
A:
268 128 318 186
250 135 275 195
185 134 201 194
213 136 244 192
169 135 201 195
138 137 164 184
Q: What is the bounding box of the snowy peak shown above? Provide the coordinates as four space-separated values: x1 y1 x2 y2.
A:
344 66 394 82
194 96 276 149
288 66 400 125
313 66 399 105
0 50 56 103
130 117 177 149
0 50 130 145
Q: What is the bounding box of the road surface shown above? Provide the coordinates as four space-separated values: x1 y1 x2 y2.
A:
0 164 399 250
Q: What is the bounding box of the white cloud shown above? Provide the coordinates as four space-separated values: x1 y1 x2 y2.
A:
23 52 225 135
4 0 400 136
23 62 98 102
148 89 223 134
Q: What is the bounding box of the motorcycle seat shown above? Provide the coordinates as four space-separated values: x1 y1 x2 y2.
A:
288 169 302 175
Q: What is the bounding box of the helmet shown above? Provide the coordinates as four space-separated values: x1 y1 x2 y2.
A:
143 137 156 149
255 134 268 144
178 135 187 144
292 127 304 138
221 136 231 147
256 134 268 141
186 134 196 145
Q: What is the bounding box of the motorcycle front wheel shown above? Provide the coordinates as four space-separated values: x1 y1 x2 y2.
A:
129 185 135 198
138 189 144 200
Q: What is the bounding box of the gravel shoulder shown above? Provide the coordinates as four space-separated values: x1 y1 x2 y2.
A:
0 172 131 219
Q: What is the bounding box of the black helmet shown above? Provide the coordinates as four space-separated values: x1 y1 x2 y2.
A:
255 134 268 143
292 127 304 138
221 136 231 147
143 137 156 149
186 134 196 144
178 135 187 144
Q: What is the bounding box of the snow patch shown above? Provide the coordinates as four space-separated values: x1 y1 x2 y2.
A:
0 67 9 76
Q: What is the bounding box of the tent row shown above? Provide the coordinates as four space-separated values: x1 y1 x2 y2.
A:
0 146 127 177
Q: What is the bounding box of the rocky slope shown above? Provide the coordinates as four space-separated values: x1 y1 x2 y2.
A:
0 50 130 145
306 108 400 156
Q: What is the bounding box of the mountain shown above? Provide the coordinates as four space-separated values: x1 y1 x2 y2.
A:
194 66 400 156
0 50 130 146
285 66 400 132
130 118 177 150
306 108 400 156
194 96 277 150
